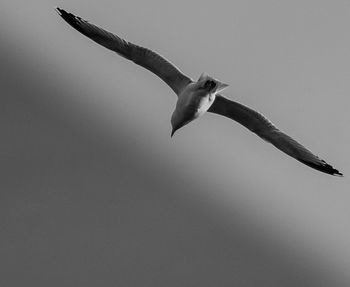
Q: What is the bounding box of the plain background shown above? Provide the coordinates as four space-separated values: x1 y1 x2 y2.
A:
1 0 349 286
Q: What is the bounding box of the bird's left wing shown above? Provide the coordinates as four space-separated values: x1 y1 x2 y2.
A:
208 95 342 176
55 8 192 95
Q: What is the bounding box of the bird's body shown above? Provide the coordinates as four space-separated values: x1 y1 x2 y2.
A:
55 7 343 176
171 86 212 137
171 74 228 136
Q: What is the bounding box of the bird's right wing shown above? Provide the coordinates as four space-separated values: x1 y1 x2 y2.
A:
208 95 342 176
55 8 192 95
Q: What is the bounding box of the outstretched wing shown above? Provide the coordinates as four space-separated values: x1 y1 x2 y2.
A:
208 95 343 176
55 7 192 95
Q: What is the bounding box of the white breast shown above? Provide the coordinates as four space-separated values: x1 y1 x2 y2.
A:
171 85 216 132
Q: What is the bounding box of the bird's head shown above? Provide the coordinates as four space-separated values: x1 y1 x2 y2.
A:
196 73 229 94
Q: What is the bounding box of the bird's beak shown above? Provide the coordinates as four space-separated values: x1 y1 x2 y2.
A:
216 82 229 93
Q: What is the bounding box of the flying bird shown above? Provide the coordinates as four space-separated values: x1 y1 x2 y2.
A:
55 7 343 176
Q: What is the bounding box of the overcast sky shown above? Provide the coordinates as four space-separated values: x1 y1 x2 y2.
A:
1 1 349 286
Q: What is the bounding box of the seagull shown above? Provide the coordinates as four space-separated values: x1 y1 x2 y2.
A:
55 7 343 176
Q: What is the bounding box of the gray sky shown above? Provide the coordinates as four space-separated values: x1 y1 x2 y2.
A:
1 0 349 286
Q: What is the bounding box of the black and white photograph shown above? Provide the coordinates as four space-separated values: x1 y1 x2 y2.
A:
1 1 349 286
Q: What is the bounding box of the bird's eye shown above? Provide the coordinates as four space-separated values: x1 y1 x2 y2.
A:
204 80 216 89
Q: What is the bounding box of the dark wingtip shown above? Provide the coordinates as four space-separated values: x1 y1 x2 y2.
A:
298 158 343 177
55 7 73 21
55 7 87 35
55 7 64 16
55 7 76 19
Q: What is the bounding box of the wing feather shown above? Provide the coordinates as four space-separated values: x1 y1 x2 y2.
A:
55 8 192 95
208 95 342 176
